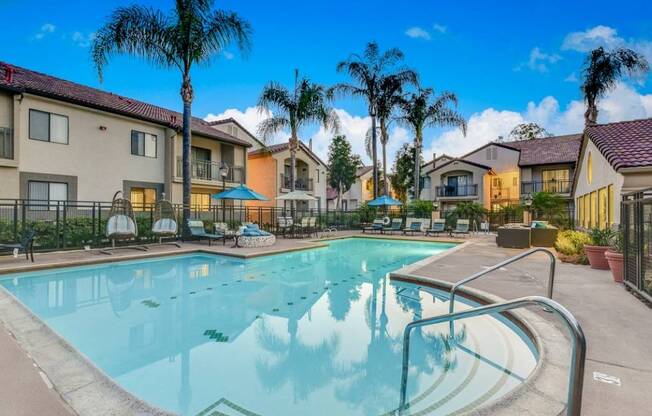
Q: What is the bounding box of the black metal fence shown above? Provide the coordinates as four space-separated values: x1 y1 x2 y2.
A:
622 188 652 303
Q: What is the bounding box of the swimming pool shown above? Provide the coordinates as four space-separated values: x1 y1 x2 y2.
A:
0 238 537 416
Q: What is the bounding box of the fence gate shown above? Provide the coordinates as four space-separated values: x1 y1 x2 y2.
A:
622 188 652 303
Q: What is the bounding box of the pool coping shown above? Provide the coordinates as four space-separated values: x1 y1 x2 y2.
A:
0 236 559 416
389 272 569 416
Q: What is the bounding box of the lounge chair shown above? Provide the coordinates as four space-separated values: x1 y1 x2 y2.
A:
308 217 319 237
403 221 423 235
383 218 403 234
277 216 293 238
236 223 276 248
451 219 470 237
295 217 311 238
425 219 446 237
151 200 180 247
100 191 148 254
0 228 36 262
187 220 225 246
363 219 385 234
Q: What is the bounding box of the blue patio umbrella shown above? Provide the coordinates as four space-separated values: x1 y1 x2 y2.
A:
211 184 269 201
367 195 402 207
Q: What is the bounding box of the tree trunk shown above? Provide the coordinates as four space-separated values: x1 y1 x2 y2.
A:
371 111 378 199
289 133 297 214
413 135 422 200
380 122 388 196
584 97 598 126
337 182 342 210
181 75 193 237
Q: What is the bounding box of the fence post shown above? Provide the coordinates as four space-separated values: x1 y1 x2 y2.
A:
91 202 96 247
55 201 61 249
62 201 67 249
13 200 18 240
97 202 102 246
21 200 26 234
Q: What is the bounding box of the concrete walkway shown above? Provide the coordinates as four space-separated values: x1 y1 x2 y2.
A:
409 235 652 416
0 232 649 415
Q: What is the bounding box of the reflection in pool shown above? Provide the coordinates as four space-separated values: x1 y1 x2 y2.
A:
1 238 537 416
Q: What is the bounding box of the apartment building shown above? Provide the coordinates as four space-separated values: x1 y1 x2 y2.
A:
422 134 582 213
574 118 652 228
0 62 250 208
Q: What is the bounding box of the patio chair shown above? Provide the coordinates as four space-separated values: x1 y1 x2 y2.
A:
425 219 446 237
308 217 319 237
451 219 470 237
363 219 385 234
295 217 311 238
403 220 423 235
100 191 148 255
383 218 403 234
186 220 225 246
277 216 293 238
0 228 36 262
151 200 181 247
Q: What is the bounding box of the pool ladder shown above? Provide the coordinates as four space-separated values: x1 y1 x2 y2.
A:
397 249 586 416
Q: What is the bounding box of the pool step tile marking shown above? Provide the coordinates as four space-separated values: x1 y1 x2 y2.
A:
203 330 229 343
141 299 160 308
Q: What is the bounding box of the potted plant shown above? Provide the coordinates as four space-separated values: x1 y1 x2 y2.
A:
605 229 624 283
584 228 614 270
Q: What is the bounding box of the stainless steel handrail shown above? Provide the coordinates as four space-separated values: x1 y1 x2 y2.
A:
449 248 556 315
398 296 586 416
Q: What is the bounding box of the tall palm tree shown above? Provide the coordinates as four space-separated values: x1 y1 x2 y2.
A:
257 70 339 209
580 46 649 125
91 1 252 232
331 42 416 198
396 88 467 199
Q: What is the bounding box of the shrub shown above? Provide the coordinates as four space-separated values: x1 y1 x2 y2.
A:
408 199 433 218
609 228 623 253
587 228 616 246
554 230 591 264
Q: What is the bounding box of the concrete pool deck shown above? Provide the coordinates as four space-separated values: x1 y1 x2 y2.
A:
0 232 649 415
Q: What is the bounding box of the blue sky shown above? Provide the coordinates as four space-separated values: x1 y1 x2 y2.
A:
3 0 652 163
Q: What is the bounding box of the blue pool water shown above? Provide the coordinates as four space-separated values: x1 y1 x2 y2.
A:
0 238 537 416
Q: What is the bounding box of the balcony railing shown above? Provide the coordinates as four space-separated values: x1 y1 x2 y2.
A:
521 180 572 194
491 187 511 201
176 157 244 183
0 127 13 159
280 174 313 191
435 184 478 197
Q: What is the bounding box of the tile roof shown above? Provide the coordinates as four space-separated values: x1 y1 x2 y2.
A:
356 166 373 177
502 134 582 166
0 62 251 147
586 118 652 170
249 140 327 166
424 158 493 175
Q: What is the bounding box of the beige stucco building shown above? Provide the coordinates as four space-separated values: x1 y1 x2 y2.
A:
574 118 652 228
0 62 250 208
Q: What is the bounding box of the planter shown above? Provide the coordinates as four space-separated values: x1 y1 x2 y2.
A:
584 245 610 270
605 250 624 283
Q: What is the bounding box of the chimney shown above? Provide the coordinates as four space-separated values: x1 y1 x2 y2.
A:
309 138 313 150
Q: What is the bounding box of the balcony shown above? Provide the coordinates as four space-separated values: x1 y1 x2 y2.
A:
521 180 572 195
280 174 313 191
435 184 478 198
176 157 244 183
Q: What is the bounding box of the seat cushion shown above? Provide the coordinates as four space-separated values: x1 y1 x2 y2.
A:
152 218 177 234
107 215 136 237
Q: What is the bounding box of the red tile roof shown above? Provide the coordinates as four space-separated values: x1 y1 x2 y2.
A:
249 140 327 166
0 62 251 147
586 118 652 170
502 134 582 166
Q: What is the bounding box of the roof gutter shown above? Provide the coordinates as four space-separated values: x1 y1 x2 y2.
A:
617 166 652 174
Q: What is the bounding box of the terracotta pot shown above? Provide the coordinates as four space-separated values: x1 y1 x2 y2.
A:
584 245 610 270
605 250 624 283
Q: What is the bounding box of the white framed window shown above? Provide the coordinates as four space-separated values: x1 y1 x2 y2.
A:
28 181 68 210
131 130 157 158
29 109 69 144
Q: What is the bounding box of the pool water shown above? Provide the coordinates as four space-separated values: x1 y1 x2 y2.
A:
0 238 537 416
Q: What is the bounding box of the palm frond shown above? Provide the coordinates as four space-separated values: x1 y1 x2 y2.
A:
257 82 293 113
201 9 253 61
257 116 289 142
92 5 179 81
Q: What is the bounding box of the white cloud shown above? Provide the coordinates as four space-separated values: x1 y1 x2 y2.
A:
432 23 447 34
425 82 652 159
405 27 431 40
562 25 652 63
564 72 578 82
515 47 562 73
71 31 96 47
223 51 234 60
34 23 56 40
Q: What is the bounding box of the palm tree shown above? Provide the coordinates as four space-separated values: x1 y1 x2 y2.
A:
331 42 417 198
396 88 467 199
580 47 649 125
257 70 339 210
91 1 252 233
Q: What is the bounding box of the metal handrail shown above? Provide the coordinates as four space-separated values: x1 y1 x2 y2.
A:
398 295 586 416
449 248 556 315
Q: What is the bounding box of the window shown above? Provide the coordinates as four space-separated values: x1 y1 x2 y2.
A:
584 194 591 228
587 152 593 184
590 191 597 228
542 169 570 192
28 181 68 210
191 193 211 210
131 130 157 157
486 147 497 160
29 109 68 144
577 196 584 227
598 187 608 229
0 127 12 159
130 188 157 209
608 184 614 226
513 177 518 187
316 169 320 183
